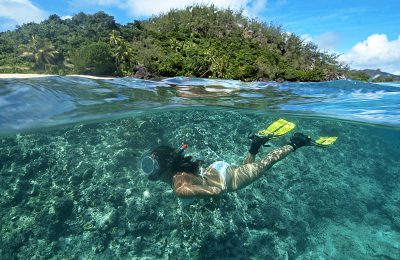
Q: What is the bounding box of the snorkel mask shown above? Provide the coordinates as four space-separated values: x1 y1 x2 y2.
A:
140 155 162 180
140 144 188 180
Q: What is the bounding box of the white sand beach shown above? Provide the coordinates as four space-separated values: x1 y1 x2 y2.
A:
0 73 56 79
0 73 116 80
67 74 115 80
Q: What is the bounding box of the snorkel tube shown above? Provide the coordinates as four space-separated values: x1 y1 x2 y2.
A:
178 143 187 157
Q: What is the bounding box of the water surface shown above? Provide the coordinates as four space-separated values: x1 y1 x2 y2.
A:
1 76 399 134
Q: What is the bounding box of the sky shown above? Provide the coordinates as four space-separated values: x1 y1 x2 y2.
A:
1 0 399 74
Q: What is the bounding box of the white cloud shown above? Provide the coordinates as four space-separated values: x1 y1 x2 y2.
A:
97 0 266 18
126 0 248 17
0 0 47 28
67 0 268 19
61 15 73 20
340 34 400 75
95 0 122 5
301 34 313 43
83 0 124 6
67 0 125 10
301 32 340 51
314 32 340 51
244 0 267 18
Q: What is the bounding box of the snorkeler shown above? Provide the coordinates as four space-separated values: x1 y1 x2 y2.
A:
140 119 337 198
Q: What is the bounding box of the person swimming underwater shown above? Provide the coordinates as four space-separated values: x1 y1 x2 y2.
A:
140 119 336 198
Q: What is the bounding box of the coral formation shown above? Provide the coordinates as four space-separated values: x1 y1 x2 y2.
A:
0 110 399 259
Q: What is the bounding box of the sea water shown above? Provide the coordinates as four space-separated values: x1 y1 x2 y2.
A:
0 76 399 259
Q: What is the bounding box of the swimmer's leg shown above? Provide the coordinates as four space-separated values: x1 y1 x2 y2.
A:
242 153 255 164
228 145 294 191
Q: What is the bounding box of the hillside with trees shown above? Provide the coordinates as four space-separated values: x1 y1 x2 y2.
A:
0 5 346 81
345 69 400 82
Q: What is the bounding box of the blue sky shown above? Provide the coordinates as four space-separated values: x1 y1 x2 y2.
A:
1 0 400 74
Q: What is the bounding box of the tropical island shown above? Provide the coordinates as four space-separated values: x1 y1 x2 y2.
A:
0 5 395 82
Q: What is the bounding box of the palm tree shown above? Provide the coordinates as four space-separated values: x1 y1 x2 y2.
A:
19 35 59 70
109 30 124 66
109 30 133 75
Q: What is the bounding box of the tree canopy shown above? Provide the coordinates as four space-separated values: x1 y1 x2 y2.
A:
0 5 347 81
72 42 116 75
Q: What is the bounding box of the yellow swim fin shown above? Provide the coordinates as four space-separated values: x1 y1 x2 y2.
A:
312 136 338 147
257 118 296 138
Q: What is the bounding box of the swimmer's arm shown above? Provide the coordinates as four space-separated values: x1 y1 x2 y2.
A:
174 183 222 197
173 174 222 197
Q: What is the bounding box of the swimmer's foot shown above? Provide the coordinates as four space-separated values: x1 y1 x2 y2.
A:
289 132 311 150
248 133 270 155
289 133 337 150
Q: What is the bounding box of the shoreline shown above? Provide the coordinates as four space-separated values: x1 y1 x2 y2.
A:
0 73 338 82
0 73 116 80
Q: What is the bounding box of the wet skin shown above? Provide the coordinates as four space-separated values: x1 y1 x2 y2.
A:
157 145 295 197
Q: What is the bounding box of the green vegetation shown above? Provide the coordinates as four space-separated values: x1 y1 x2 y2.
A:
373 76 396 82
19 35 59 71
344 70 371 82
0 5 346 81
72 42 116 75
345 69 400 82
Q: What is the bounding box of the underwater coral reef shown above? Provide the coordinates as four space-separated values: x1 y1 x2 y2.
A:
0 110 399 259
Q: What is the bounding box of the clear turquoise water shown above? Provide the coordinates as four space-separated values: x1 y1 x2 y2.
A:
1 76 399 134
0 77 399 259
